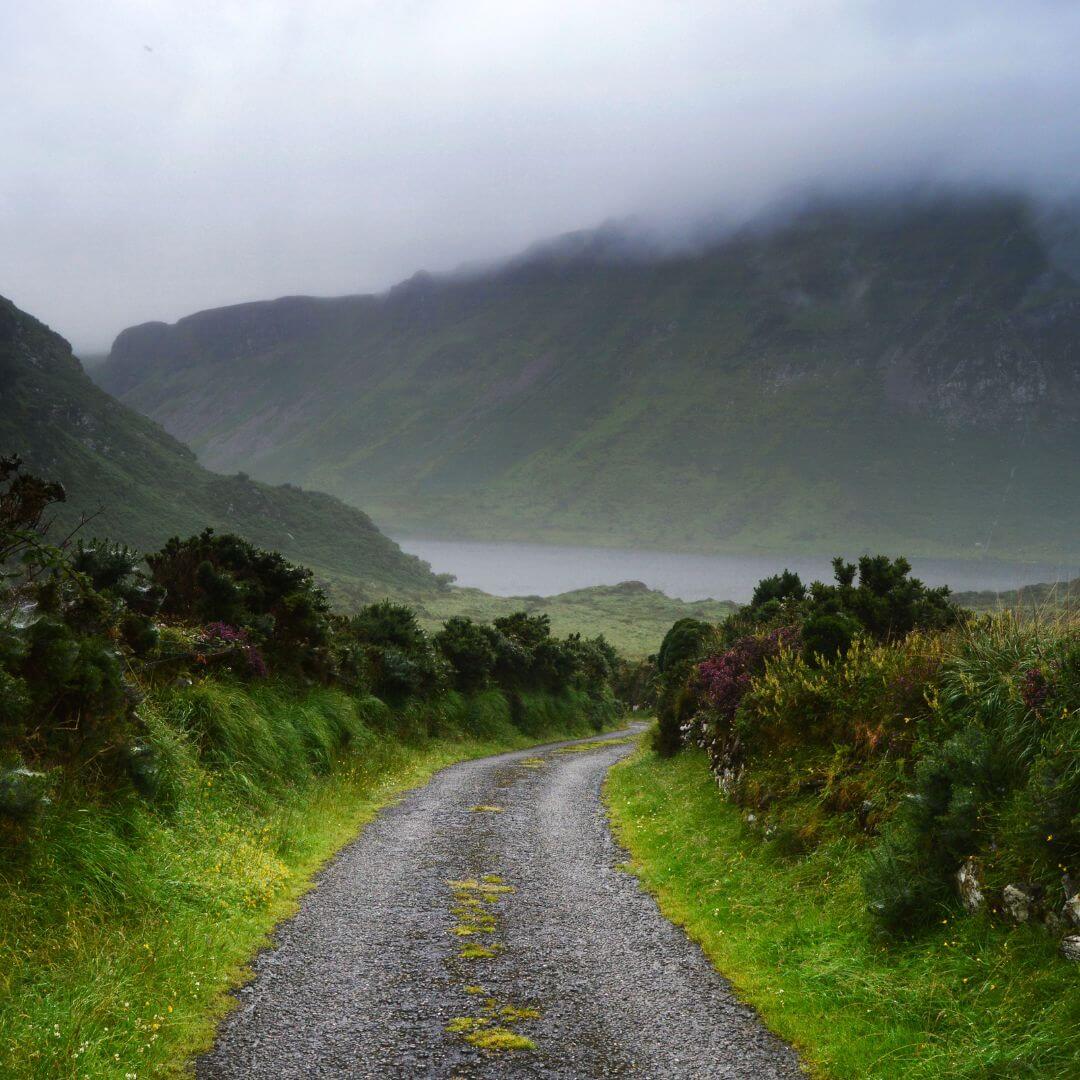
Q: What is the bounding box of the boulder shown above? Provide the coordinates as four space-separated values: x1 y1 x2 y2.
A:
1064 893 1080 930
956 857 985 914
1061 936 1080 962
1002 883 1040 923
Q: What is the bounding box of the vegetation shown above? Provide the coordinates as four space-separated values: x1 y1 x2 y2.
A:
954 575 1080 614
416 580 736 660
607 747 1080 1078
97 196 1080 563
620 556 1080 1074
0 457 620 1077
3 291 737 658
0 293 441 603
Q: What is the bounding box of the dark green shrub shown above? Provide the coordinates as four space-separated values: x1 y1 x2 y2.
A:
801 611 860 664
434 616 497 691
349 601 444 700
657 617 713 674
148 529 333 676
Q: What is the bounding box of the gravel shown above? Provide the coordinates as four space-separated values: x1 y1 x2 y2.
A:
197 726 804 1078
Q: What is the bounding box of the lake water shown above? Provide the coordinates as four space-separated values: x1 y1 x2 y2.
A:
396 537 1079 603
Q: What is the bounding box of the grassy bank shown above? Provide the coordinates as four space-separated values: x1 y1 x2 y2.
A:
0 681 607 1079
398 581 736 660
606 744 1080 1079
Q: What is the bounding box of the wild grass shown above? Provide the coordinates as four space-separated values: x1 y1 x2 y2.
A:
606 742 1080 1079
0 680 604 1078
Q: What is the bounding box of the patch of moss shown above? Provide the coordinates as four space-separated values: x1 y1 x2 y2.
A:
463 984 486 995
446 1016 490 1034
458 942 501 959
447 878 514 894
466 1027 537 1051
469 805 504 813
555 736 637 754
499 1005 542 1021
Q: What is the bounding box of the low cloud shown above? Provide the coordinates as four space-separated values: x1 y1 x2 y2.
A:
3 1 1080 350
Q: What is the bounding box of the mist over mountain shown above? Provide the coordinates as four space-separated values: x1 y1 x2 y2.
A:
8 2 1080 350
95 192 1080 562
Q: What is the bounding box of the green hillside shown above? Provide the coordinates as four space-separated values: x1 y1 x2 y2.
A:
97 195 1080 562
3 294 732 654
0 294 439 601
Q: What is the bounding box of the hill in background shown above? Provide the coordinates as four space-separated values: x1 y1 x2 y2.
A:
0 294 440 602
3 293 734 655
96 193 1080 563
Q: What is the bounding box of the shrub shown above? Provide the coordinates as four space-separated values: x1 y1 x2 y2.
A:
657 617 713 674
434 616 497 691
148 529 333 676
349 601 444 700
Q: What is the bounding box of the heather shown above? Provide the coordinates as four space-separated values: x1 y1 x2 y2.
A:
652 557 1080 938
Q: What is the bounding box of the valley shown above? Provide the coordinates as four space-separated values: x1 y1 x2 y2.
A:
96 195 1080 564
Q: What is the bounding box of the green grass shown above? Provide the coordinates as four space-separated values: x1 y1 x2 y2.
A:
0 680 608 1079
413 581 736 659
605 743 1080 1079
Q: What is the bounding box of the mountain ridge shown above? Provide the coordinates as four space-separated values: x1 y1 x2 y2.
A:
95 193 1080 561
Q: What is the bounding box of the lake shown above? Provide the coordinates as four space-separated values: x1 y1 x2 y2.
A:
396 538 1079 603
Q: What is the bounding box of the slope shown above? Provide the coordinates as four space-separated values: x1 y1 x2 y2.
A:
0 294 439 601
96 194 1080 562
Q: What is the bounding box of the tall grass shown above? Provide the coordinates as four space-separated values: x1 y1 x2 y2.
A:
607 744 1080 1079
0 679 610 1078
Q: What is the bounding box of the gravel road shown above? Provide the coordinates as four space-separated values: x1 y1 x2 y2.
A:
197 726 804 1078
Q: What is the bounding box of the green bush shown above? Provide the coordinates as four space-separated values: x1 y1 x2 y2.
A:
434 616 497 691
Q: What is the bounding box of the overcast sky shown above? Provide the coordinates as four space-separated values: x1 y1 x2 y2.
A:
3 1 1080 352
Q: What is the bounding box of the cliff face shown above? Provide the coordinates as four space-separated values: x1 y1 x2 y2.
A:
94 195 1080 560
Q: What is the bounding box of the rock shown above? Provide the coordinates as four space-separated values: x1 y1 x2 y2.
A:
0 767 49 819
956 857 985 913
175 676 193 688
1045 910 1068 937
1064 893 1080 930
1002 883 1040 923
1061 936 1080 962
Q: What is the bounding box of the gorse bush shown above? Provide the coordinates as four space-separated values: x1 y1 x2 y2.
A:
865 614 1080 933
653 617 716 756
653 557 1080 943
0 458 621 818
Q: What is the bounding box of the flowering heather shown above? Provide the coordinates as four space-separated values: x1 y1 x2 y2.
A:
243 646 269 678
200 622 268 677
1021 666 1050 711
697 627 799 723
201 622 252 645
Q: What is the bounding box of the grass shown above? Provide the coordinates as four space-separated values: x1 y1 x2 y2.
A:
411 580 737 659
605 743 1080 1079
0 680 608 1079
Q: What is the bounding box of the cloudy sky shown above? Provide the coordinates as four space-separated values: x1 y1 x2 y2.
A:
3 1 1079 351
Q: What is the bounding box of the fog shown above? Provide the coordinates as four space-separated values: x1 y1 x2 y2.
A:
3 1 1080 351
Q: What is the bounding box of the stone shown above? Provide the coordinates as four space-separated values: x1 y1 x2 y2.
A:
1044 910 1068 937
1060 936 1080 962
1064 893 1080 930
956 857 985 913
1002 883 1039 923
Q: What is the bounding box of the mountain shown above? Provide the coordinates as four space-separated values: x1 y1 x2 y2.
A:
95 194 1080 561
0 294 440 601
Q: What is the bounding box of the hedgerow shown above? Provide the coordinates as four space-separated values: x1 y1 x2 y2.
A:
655 556 1080 943
0 457 620 821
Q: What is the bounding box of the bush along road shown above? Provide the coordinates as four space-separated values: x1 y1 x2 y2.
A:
196 725 803 1079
